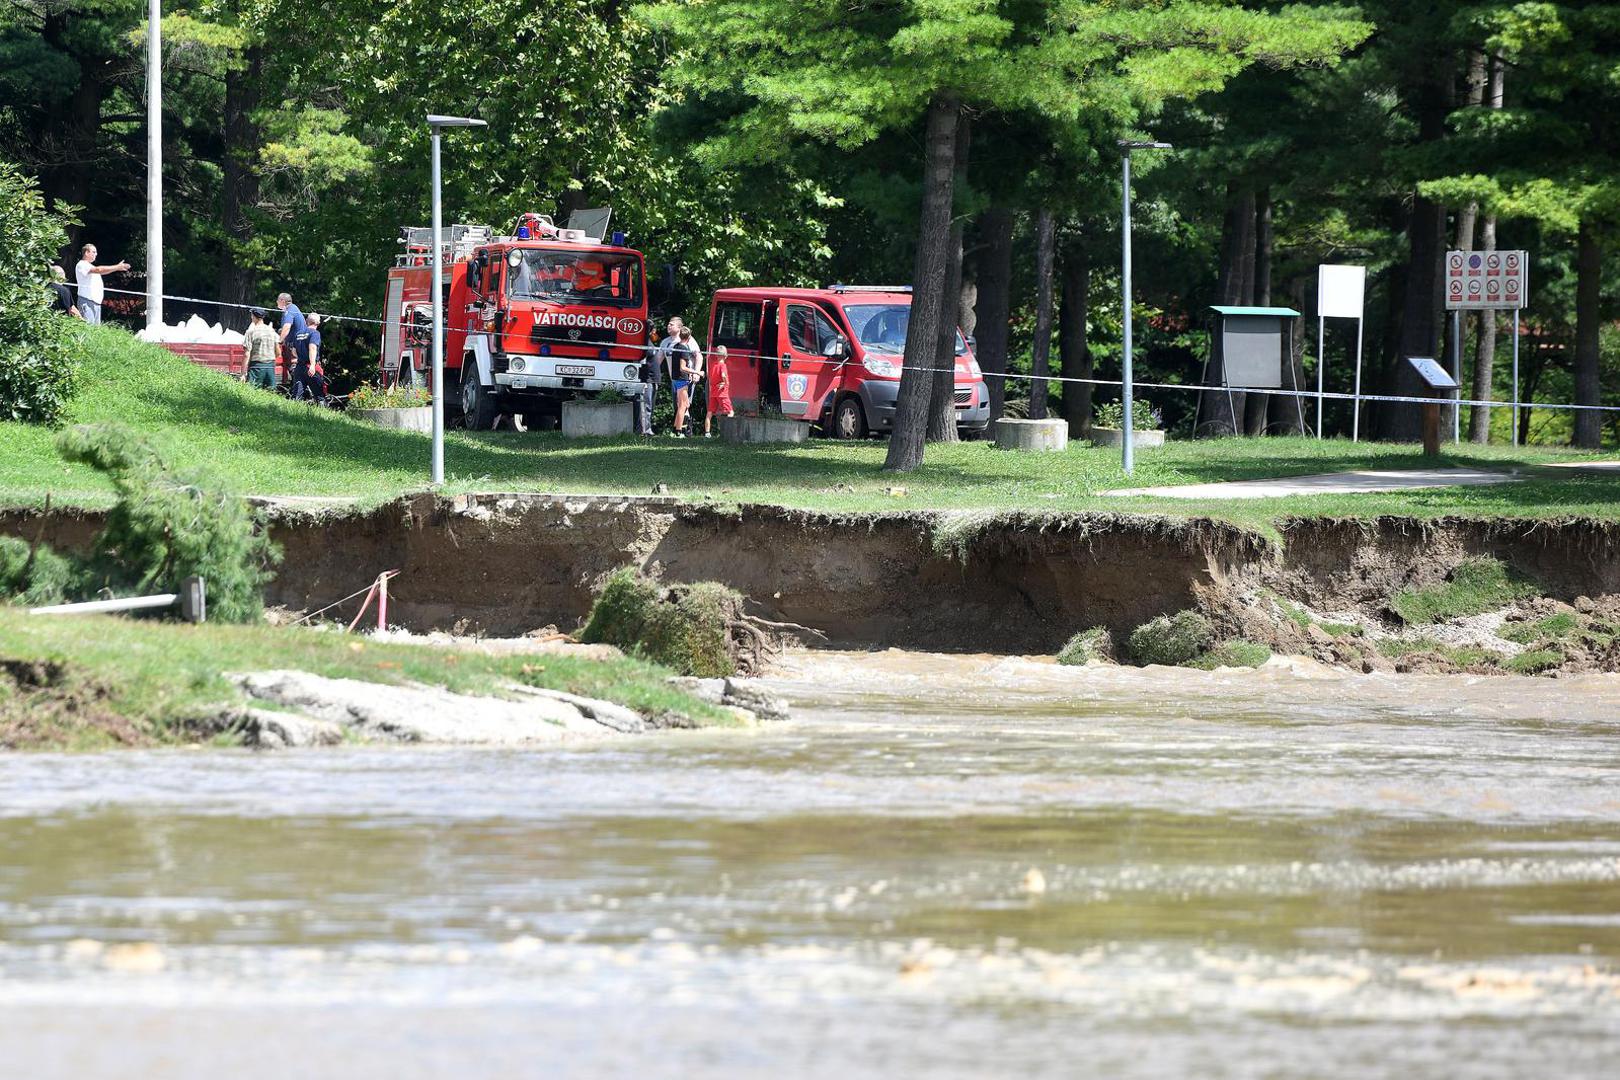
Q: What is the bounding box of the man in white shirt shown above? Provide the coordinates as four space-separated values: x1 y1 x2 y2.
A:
73 243 129 325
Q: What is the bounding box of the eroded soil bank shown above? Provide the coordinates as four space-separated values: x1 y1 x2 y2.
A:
7 494 1620 667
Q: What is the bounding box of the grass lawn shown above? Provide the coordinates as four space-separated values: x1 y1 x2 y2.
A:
2 324 1617 531
0 606 732 749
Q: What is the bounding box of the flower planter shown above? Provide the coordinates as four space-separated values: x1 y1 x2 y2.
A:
562 399 636 438
350 406 432 433
719 415 809 445
1089 426 1165 449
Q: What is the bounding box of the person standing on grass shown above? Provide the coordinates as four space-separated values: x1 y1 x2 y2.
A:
276 292 306 383
73 243 129 325
244 307 279 389
705 345 734 438
48 266 81 317
292 313 328 402
669 326 703 437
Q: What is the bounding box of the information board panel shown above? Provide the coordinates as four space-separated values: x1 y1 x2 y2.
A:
1445 250 1528 310
1407 356 1458 390
1317 264 1366 319
1221 315 1284 389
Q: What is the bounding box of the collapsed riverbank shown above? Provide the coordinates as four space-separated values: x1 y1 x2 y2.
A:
8 492 1620 683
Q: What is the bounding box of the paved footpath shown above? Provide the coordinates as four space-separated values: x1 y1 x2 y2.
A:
1102 467 1517 500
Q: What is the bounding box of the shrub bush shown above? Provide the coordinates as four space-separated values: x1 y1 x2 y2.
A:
581 568 748 677
1191 639 1273 670
348 384 431 410
1093 398 1161 431
0 536 77 606
0 163 79 424
1127 610 1213 666
1056 627 1112 666
56 423 280 622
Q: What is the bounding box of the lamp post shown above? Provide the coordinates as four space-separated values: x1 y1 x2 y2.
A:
426 114 487 485
1118 139 1172 476
146 0 162 331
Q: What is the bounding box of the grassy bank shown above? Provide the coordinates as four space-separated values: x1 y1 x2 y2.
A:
1 324 1616 530
0 608 731 750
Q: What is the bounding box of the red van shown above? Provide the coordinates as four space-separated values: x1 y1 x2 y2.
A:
704 285 990 438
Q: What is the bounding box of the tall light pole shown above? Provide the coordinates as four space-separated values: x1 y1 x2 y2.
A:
1118 139 1171 476
146 0 162 330
427 114 486 485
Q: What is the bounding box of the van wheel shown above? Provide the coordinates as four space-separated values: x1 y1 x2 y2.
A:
832 396 868 440
460 362 500 430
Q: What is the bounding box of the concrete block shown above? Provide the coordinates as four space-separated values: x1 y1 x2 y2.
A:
351 406 432 433
993 417 1069 452
1089 427 1165 449
562 400 636 438
719 415 809 445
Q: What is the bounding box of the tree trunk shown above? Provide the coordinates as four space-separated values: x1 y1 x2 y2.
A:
1198 185 1254 435
927 115 972 442
1382 68 1451 442
1574 221 1603 449
218 46 265 331
1270 277 1310 435
974 207 1015 422
1469 215 1499 442
1059 239 1091 438
1468 56 1506 443
1028 208 1057 420
40 13 111 257
1243 189 1273 435
884 93 960 472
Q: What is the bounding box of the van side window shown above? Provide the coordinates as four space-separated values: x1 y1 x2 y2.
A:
713 302 761 349
787 305 816 352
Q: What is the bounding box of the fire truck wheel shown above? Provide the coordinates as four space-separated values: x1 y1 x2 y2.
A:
831 395 868 440
459 364 500 430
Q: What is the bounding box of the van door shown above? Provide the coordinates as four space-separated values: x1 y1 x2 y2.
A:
777 303 845 424
710 298 767 413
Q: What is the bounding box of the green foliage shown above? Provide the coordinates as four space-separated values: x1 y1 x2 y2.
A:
0 163 78 425
1506 648 1563 675
1390 559 1539 625
582 568 742 677
1056 626 1112 666
55 423 280 623
1127 610 1213 666
1093 399 1162 431
0 536 77 606
1500 611 1580 644
1191 639 1272 670
349 384 431 410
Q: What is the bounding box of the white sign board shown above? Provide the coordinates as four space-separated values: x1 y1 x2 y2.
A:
1445 250 1528 310
1407 356 1458 391
1317 264 1366 319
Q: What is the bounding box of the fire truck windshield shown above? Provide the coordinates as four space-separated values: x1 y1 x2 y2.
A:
507 250 642 306
844 303 966 355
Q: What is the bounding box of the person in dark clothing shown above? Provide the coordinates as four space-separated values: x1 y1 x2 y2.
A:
48 266 81 317
276 292 307 383
292 313 328 402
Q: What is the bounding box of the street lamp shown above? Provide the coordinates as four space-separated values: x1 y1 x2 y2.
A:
1118 139 1172 476
426 114 487 486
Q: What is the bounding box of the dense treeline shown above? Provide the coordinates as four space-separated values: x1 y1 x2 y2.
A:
3 1 1617 463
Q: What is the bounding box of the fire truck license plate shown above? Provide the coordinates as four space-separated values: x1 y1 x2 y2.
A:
556 364 594 376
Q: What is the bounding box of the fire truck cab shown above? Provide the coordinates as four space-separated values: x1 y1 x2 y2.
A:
706 285 990 438
381 215 649 428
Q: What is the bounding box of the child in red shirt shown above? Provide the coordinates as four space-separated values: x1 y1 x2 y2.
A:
705 345 735 437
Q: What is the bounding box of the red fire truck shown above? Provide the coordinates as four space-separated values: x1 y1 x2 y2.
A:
705 285 989 438
380 214 649 428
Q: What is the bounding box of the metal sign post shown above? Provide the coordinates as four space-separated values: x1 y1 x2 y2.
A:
1316 265 1366 440
425 114 487 486
1444 249 1529 444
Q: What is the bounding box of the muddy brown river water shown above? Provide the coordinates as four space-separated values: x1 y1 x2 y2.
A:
3 651 1620 1078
